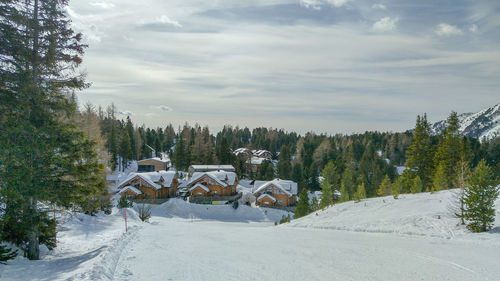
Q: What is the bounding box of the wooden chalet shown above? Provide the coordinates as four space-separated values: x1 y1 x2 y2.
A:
253 150 272 160
117 171 178 199
137 157 171 172
187 171 238 198
253 179 297 207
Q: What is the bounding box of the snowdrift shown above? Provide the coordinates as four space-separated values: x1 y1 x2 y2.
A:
150 198 291 223
287 189 500 239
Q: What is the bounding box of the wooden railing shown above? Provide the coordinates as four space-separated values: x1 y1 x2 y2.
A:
188 193 242 204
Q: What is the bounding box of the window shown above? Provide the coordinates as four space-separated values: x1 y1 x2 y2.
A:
138 165 155 172
278 200 283 205
197 192 202 195
264 201 269 205
213 190 217 194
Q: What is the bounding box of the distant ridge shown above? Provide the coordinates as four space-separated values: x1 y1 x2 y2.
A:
430 103 500 141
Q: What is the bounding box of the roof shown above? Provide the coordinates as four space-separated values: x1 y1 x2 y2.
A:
253 150 271 157
189 183 210 192
234 148 252 156
253 179 298 196
189 171 237 187
257 194 276 202
138 157 170 164
249 157 268 165
189 165 235 172
117 171 177 190
119 185 142 195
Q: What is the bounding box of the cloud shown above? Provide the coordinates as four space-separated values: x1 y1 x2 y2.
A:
372 17 398 32
300 0 352 10
90 2 115 9
469 24 478 33
372 4 387 10
118 110 134 116
157 105 173 112
435 23 463 36
155 15 182 28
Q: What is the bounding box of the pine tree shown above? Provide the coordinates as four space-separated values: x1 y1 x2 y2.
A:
0 0 106 260
310 196 319 212
0 244 17 264
295 188 310 218
338 181 350 202
392 178 402 199
433 112 462 189
405 114 434 190
410 176 423 194
463 160 499 232
453 157 471 224
321 161 339 187
353 183 367 202
432 162 448 193
277 145 292 179
377 175 392 196
341 167 355 199
319 179 333 208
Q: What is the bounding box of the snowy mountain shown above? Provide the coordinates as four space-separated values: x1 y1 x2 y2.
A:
430 103 500 141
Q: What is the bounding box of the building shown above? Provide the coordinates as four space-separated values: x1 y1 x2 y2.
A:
187 165 235 176
253 179 298 207
233 148 253 157
187 171 238 198
137 157 171 172
253 150 272 160
117 171 178 199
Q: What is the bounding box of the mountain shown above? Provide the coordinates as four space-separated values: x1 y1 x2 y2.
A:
430 103 500 141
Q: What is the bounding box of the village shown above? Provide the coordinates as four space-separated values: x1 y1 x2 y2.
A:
112 148 299 212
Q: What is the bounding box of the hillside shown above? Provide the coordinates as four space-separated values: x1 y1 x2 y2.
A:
431 103 500 141
287 189 500 240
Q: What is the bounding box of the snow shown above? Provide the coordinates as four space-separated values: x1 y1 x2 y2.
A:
257 193 277 202
253 179 298 196
188 183 210 192
119 186 142 195
1 190 499 281
189 171 237 187
117 171 177 190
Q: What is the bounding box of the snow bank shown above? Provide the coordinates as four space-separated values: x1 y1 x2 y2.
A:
150 198 291 223
287 189 500 240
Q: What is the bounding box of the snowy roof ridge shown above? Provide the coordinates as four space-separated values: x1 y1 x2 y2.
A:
119 185 142 195
189 183 210 192
257 193 276 202
253 179 297 196
117 171 176 190
189 171 237 187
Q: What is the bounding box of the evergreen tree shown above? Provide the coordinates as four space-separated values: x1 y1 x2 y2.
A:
125 116 137 159
0 244 17 264
277 145 292 179
391 178 401 199
463 160 499 232
338 181 350 202
453 157 471 224
119 130 132 170
432 162 448 192
405 114 434 189
319 179 333 208
292 163 303 188
353 183 367 202
0 0 106 260
410 176 423 194
341 168 355 199
310 196 319 212
376 175 392 196
321 161 339 187
433 112 462 189
295 188 310 218
173 133 186 171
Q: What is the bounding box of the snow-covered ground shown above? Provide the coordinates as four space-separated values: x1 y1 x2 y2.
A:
1 190 499 281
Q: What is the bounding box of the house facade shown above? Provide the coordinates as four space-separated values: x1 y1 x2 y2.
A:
253 150 272 160
253 179 297 207
187 171 238 198
137 157 170 172
117 171 178 199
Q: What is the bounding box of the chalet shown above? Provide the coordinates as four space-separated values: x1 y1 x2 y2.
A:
253 150 272 160
233 148 253 158
137 157 171 172
188 165 236 176
247 156 271 173
253 179 298 207
117 171 178 200
187 171 238 198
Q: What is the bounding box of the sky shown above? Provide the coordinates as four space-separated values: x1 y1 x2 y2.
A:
69 0 500 134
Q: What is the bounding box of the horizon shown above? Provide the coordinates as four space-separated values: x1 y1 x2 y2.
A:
70 0 500 134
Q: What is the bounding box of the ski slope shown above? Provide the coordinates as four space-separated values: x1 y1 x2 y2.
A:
0 190 499 281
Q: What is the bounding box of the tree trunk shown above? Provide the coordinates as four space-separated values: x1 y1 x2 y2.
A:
27 230 39 260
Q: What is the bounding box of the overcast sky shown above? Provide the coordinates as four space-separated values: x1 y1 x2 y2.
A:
69 0 500 134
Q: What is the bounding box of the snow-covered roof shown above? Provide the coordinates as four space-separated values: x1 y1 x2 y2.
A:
189 165 235 172
189 171 237 187
117 171 177 190
189 183 210 193
253 179 298 196
119 185 142 195
138 157 170 164
253 150 272 157
234 148 252 156
395 166 407 175
249 157 268 165
257 194 276 202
